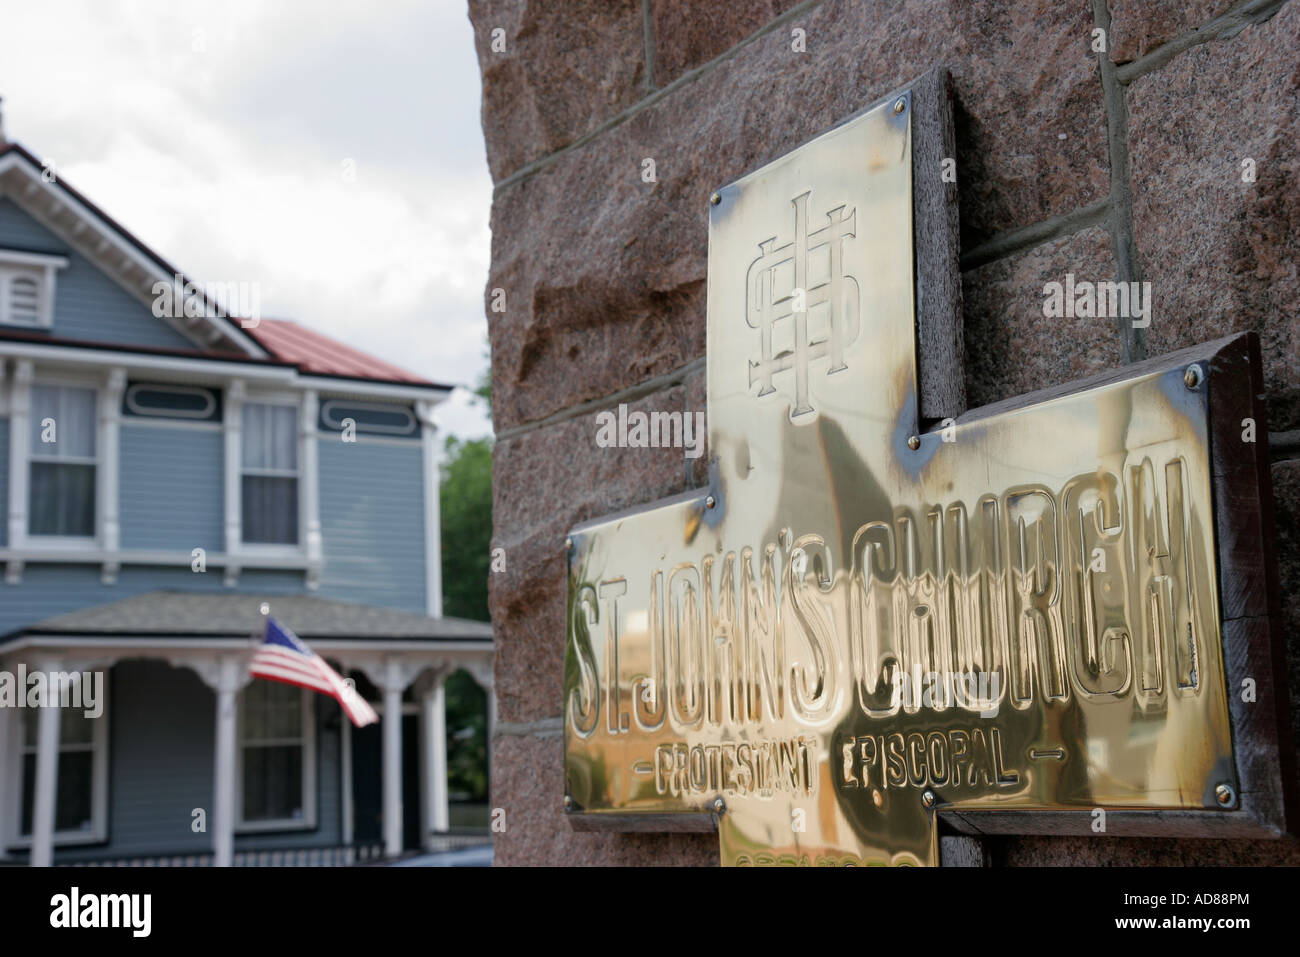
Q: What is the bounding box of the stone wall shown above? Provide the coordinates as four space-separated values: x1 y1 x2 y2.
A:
472 0 1300 865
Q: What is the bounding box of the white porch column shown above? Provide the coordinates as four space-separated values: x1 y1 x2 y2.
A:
0 690 10 861
6 359 33 583
381 659 405 858
356 657 421 858
222 380 245 587
415 400 443 617
98 368 126 584
337 660 354 849
211 656 245 867
299 389 322 590
30 655 62 867
419 670 450 844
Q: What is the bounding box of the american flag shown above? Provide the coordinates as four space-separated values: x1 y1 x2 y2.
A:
249 616 379 727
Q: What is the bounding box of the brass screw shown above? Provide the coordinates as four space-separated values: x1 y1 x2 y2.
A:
712 796 726 814
1215 783 1236 808
565 536 573 550
894 98 906 114
1184 364 1203 390
907 435 921 451
563 794 573 812
921 789 937 809
710 192 721 206
705 495 716 509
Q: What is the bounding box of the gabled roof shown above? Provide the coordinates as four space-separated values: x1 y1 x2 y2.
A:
0 140 452 393
0 141 266 358
10 590 492 642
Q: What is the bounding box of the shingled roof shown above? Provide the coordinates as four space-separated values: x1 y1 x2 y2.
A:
8 591 492 642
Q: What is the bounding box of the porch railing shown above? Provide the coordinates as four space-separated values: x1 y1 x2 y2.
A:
52 831 490 867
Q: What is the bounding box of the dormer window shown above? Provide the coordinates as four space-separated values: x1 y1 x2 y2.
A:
0 250 68 329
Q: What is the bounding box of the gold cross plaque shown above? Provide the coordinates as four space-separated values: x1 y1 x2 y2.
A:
562 84 1284 865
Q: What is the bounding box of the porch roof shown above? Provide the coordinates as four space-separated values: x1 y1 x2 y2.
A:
3 590 493 644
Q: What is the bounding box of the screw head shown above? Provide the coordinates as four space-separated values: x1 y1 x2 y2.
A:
894 98 906 114
705 495 716 509
565 536 573 550
921 789 937 808
712 796 726 814
1215 783 1236 808
563 794 573 812
709 192 721 206
1184 364 1203 390
907 435 921 451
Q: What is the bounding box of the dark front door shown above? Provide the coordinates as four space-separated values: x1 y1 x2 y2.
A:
351 723 382 844
350 714 424 851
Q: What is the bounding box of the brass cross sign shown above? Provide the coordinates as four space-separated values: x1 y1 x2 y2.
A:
562 72 1293 865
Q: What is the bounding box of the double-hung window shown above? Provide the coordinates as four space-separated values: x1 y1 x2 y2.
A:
242 402 298 545
29 385 97 538
238 681 315 829
16 705 108 843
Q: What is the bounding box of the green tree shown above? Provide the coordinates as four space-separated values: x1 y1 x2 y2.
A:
439 361 494 804
439 434 493 621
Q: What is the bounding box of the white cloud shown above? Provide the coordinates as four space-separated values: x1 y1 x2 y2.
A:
0 0 493 439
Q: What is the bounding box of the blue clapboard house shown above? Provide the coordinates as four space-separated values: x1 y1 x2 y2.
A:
0 127 493 866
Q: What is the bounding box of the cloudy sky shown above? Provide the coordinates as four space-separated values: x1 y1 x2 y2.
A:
0 0 493 439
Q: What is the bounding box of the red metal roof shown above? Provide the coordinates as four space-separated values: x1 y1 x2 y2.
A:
247 318 434 385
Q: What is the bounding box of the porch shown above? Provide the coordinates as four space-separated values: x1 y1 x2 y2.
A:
0 590 494 866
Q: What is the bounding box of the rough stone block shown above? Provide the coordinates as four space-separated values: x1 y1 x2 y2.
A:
961 227 1122 410
1107 0 1235 64
650 0 803 86
487 0 1110 431
490 385 699 723
469 0 648 182
1127 1 1300 430
492 733 719 865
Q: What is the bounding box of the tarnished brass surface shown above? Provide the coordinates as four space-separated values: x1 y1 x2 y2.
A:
563 93 1235 865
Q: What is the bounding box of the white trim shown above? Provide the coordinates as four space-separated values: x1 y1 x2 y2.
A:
0 340 452 401
222 379 244 585
0 251 68 331
119 417 222 433
0 636 493 656
0 545 312 569
319 432 419 449
320 399 417 436
298 375 451 403
234 683 317 832
3 676 111 850
124 382 217 420
338 660 353 847
0 250 70 270
6 360 32 574
299 390 321 590
417 401 443 617
0 339 294 384
98 369 125 584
